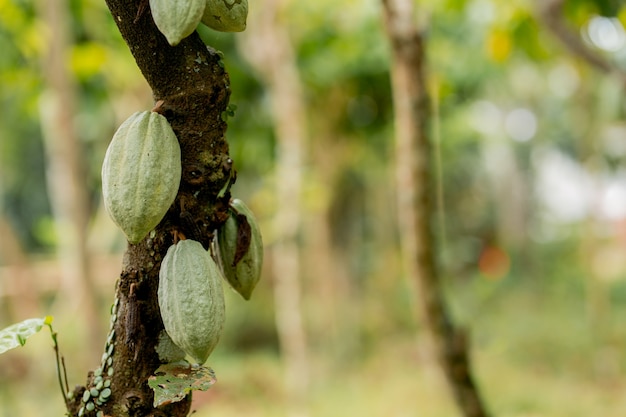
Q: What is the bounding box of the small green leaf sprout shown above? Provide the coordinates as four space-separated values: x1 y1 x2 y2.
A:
101 388 112 400
220 103 237 122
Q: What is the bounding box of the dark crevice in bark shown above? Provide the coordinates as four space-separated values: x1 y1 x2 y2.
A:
67 1 233 416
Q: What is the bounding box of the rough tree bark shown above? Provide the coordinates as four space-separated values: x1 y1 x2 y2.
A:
65 1 234 416
239 3 310 416
381 1 491 417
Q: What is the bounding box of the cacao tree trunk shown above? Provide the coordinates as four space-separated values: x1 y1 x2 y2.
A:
381 1 491 416
64 1 233 416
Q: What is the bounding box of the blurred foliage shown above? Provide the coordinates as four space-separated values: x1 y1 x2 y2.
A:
2 0 626 415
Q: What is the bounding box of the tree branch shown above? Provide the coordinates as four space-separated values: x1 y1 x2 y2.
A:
538 0 626 86
66 1 234 415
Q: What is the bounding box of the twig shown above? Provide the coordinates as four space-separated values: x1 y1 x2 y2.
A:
538 0 626 86
46 320 70 409
62 356 70 395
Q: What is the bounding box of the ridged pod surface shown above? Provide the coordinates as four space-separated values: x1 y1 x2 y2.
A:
158 239 225 364
150 0 207 46
217 198 263 300
102 111 181 244
201 0 248 32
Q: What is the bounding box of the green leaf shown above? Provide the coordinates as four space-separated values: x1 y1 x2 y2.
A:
148 361 217 407
0 317 50 355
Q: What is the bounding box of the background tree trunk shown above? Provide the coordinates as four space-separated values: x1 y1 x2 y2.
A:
239 2 310 415
0 214 40 321
63 1 234 415
37 0 101 353
381 1 491 416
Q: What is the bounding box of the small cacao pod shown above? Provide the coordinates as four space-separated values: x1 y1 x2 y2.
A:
150 0 206 46
158 239 225 364
101 111 181 244
217 198 263 300
201 0 248 33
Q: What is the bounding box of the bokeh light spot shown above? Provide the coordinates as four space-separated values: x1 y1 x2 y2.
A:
586 16 626 52
547 63 580 99
469 100 502 136
504 108 537 142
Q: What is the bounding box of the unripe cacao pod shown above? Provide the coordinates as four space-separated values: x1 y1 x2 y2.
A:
101 111 181 244
150 0 206 46
155 330 186 363
158 239 225 364
217 198 263 300
201 0 248 33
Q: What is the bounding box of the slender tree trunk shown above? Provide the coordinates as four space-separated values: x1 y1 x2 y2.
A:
37 0 102 351
481 141 528 249
239 3 310 415
303 196 357 361
0 214 40 320
63 1 233 415
381 1 491 416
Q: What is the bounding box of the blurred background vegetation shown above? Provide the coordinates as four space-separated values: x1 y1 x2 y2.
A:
2 0 626 415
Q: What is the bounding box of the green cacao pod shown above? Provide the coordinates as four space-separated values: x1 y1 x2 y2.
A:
158 239 225 364
201 0 248 33
217 198 263 300
155 330 187 363
101 111 181 244
150 0 206 46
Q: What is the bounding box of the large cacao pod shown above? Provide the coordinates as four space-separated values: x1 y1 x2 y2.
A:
201 0 248 33
101 111 181 244
217 198 263 300
158 239 225 364
150 0 206 46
